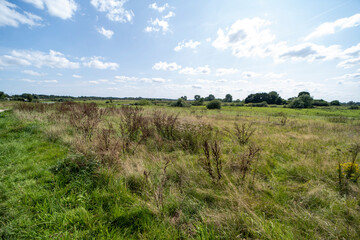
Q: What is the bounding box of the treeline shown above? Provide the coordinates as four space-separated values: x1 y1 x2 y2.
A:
0 92 173 102
181 91 360 109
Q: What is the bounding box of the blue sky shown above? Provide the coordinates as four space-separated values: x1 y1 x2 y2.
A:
0 0 360 101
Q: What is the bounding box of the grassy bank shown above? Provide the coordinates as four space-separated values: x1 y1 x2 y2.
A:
1 103 360 239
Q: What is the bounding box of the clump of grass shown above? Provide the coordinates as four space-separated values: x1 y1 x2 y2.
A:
152 110 179 141
69 102 108 138
200 139 222 183
228 122 256 145
229 144 261 181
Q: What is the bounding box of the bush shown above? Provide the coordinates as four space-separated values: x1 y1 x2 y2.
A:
330 100 340 106
171 98 190 107
206 100 221 109
247 101 268 107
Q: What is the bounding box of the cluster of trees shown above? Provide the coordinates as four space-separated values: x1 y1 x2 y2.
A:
245 91 284 105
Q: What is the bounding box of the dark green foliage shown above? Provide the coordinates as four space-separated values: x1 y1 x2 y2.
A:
313 99 329 106
298 91 310 97
289 94 313 108
223 94 233 102
206 100 222 109
204 94 215 101
248 101 268 107
330 100 341 106
171 98 190 107
245 91 284 105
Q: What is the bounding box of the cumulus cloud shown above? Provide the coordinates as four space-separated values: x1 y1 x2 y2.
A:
273 42 344 62
22 0 77 19
163 11 175 19
174 40 201 52
72 74 82 78
91 0 134 23
149 2 169 13
337 57 360 68
0 0 42 27
152 61 181 71
145 18 169 33
305 13 360 40
145 3 174 33
97 27 114 39
0 49 80 68
22 69 46 76
83 57 119 70
212 17 275 58
215 68 239 76
179 65 211 75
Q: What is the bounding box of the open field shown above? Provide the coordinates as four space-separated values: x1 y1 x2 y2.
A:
1 102 360 239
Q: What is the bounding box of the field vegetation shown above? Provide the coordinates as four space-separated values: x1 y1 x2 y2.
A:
0 100 360 239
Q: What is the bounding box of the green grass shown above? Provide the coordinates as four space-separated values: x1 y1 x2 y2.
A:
1 104 360 239
0 111 179 239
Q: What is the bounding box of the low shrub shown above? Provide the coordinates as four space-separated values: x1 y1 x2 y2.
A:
206 100 221 109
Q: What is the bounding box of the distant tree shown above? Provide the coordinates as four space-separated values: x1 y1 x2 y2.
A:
206 100 221 109
180 96 187 101
21 93 33 102
194 95 201 101
0 91 6 99
172 98 190 107
330 100 340 106
289 94 313 108
313 99 329 106
205 94 215 101
223 94 233 102
192 97 204 106
298 91 310 97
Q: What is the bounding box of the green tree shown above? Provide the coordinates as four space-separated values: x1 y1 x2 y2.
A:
298 91 310 97
194 95 201 101
205 94 215 101
330 100 340 106
223 94 233 102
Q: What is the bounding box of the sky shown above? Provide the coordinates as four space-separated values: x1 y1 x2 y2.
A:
0 0 360 101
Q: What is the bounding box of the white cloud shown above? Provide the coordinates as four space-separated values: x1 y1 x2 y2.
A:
152 61 181 71
83 57 119 70
72 74 82 78
23 0 77 20
163 11 175 19
337 57 360 68
179 65 211 75
305 13 360 40
151 77 166 83
242 71 261 78
97 27 114 39
0 49 80 68
91 0 134 23
114 75 137 82
273 42 344 62
0 0 42 27
21 78 57 83
174 40 201 52
149 3 169 13
215 68 239 76
212 17 275 58
22 69 46 76
89 80 99 84
145 18 169 33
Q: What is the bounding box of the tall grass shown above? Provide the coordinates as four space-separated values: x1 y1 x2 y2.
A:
1 102 360 239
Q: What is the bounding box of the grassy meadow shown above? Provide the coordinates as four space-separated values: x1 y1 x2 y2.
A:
0 101 360 239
